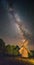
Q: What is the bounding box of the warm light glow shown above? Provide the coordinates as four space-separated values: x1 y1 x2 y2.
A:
21 39 26 43
23 40 29 46
18 40 29 47
19 47 28 57
19 40 30 57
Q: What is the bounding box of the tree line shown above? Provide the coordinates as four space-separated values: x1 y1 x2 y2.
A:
0 38 34 57
0 38 20 56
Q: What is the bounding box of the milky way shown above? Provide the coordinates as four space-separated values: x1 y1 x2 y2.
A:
0 0 34 50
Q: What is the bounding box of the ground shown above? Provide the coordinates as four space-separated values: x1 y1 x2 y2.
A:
0 57 34 65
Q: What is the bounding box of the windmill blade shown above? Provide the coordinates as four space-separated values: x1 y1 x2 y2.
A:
27 49 32 56
23 40 29 46
18 39 28 47
21 39 29 46
19 47 24 54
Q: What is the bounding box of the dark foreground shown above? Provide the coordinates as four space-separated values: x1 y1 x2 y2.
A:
0 57 34 65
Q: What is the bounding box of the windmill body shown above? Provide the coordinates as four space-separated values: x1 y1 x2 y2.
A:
19 46 28 57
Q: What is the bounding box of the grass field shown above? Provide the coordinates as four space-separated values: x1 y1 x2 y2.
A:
17 57 34 65
0 57 34 65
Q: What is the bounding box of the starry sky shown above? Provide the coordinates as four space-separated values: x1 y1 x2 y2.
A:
0 0 34 50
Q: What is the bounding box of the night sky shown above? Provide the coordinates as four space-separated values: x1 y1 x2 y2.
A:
0 0 34 50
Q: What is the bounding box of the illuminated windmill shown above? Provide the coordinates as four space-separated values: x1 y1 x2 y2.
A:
18 40 31 57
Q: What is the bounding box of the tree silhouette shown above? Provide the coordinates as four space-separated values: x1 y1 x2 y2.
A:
5 45 20 56
0 38 5 55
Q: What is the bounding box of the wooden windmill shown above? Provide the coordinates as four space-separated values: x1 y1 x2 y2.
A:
19 40 31 57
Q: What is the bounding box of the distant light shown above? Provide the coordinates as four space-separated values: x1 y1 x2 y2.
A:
22 39 25 42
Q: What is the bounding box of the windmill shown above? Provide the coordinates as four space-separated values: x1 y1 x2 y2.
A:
19 40 32 57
